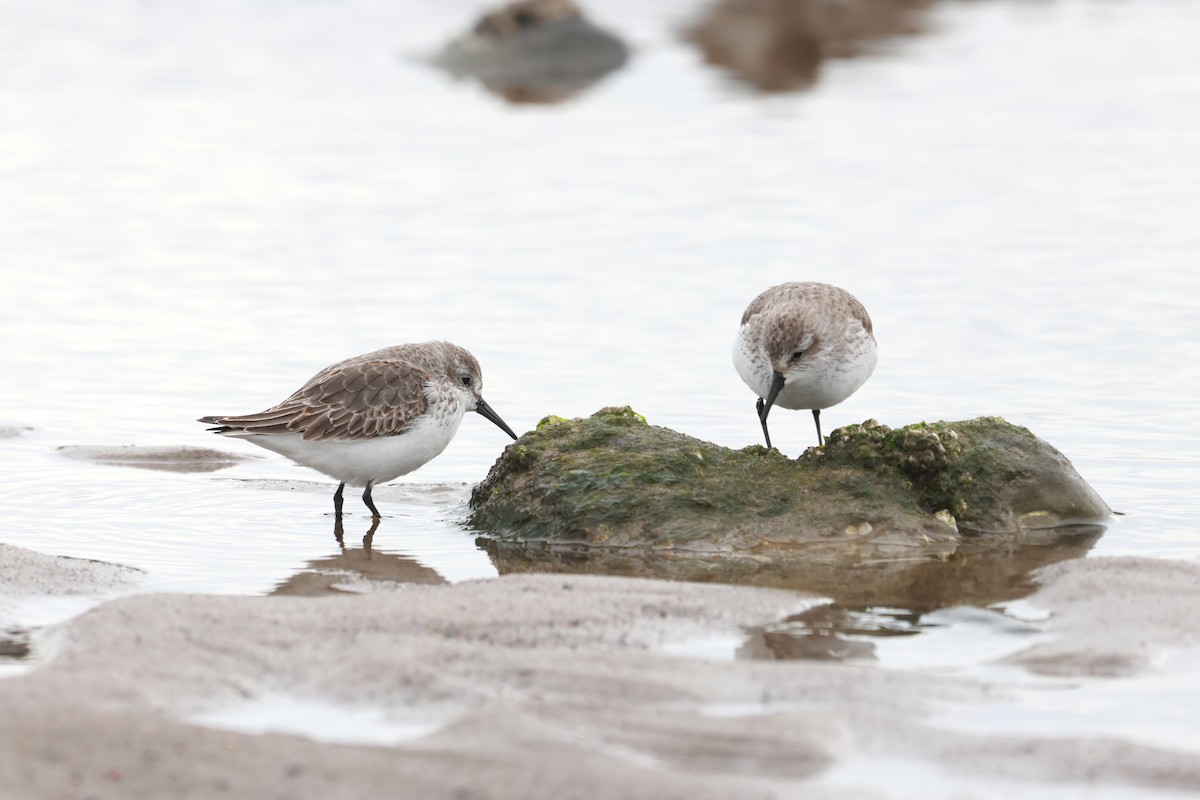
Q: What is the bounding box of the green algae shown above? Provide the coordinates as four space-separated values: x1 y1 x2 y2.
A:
469 407 1111 562
807 416 1111 533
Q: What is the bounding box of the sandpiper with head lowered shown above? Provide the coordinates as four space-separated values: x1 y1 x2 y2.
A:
733 282 877 449
199 341 518 518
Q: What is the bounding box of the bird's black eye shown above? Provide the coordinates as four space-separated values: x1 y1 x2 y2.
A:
790 350 805 362
461 375 473 387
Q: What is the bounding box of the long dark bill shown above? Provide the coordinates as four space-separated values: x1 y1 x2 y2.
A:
476 397 519 440
758 371 786 449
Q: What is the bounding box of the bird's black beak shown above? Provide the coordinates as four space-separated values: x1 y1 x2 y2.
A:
756 371 786 449
476 398 518 440
760 371 785 426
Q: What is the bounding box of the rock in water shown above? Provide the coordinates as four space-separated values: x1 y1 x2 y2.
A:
431 0 629 104
469 408 1110 563
57 445 257 473
683 0 931 93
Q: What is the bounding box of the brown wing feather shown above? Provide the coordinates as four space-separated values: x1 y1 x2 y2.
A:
202 359 431 441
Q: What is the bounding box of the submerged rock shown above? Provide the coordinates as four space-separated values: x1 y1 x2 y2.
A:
469 408 1110 602
58 445 257 473
432 0 629 104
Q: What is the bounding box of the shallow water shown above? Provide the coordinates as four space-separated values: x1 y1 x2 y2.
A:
1 0 1199 791
185 695 454 746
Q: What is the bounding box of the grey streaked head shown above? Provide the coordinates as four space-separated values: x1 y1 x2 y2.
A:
407 342 518 441
762 304 821 376
745 282 873 366
431 343 518 441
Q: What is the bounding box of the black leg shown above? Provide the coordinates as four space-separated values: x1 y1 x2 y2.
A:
756 398 773 449
362 482 381 519
333 515 345 547
333 482 345 517
812 409 823 446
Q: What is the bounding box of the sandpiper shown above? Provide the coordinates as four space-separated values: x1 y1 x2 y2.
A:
733 282 877 449
199 341 518 518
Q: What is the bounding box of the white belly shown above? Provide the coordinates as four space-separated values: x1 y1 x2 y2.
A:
241 411 464 487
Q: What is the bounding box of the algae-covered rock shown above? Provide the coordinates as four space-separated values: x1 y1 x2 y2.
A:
803 416 1111 534
469 408 1110 567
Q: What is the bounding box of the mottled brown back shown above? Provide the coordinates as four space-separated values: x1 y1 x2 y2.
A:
199 344 465 441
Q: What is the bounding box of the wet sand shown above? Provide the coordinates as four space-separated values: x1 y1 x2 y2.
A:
2 543 1198 798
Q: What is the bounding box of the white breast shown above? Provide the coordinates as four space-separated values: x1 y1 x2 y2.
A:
733 323 774 397
777 328 877 410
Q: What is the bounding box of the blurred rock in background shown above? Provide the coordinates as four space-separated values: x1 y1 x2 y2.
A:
684 0 933 92
432 0 629 104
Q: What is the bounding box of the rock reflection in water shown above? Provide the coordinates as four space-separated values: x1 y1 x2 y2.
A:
746 605 927 662
479 523 1103 661
271 518 446 596
684 0 932 93
431 0 629 105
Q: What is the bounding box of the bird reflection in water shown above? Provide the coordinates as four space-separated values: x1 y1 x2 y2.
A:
270 517 446 596
334 514 381 550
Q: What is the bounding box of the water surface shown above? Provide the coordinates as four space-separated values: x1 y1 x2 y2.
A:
1 0 1198 790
